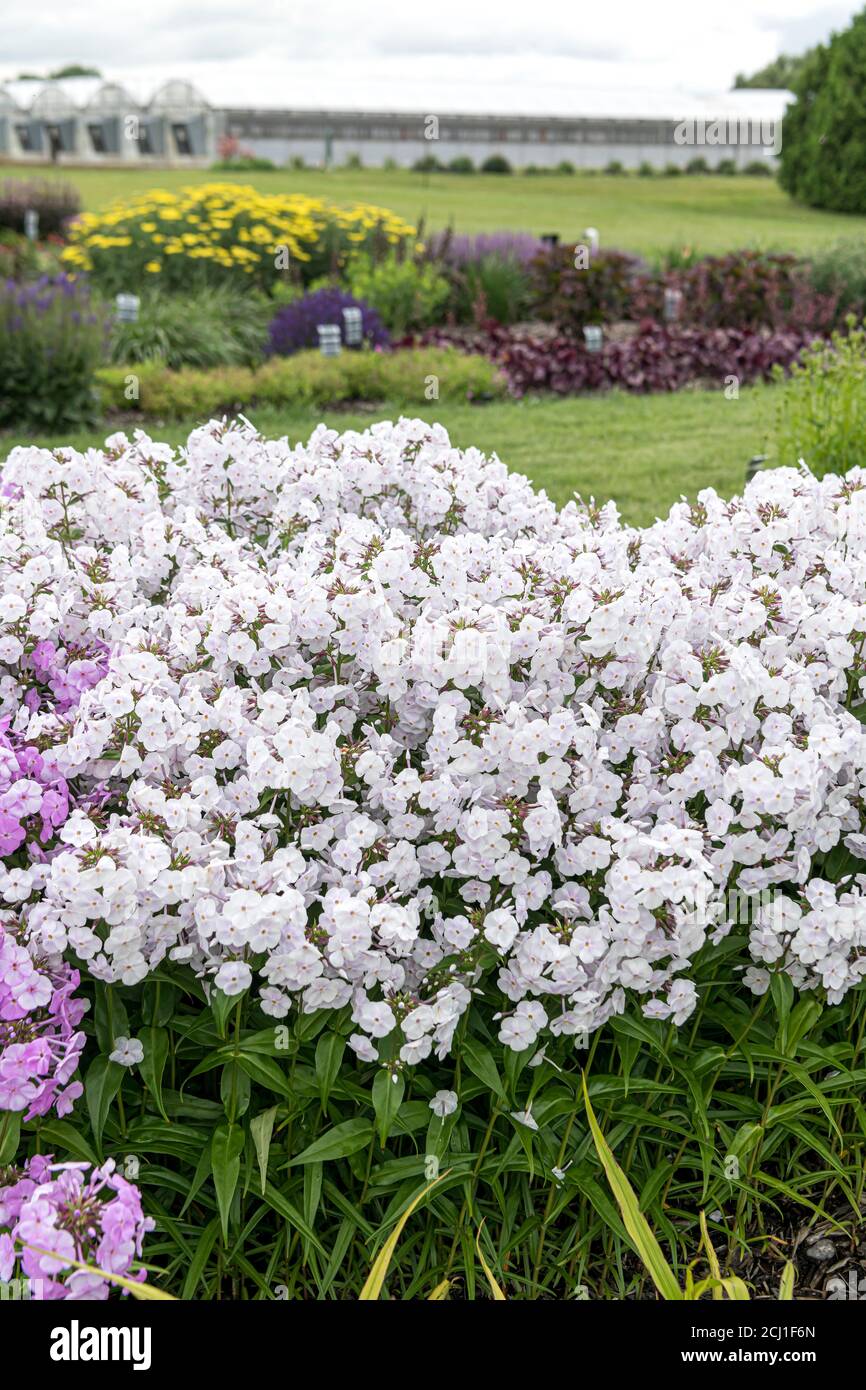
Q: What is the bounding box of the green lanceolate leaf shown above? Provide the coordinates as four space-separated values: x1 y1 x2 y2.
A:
0 1110 21 1163
372 1068 406 1145
315 1031 346 1107
138 1026 170 1120
461 1036 507 1103
85 1055 125 1156
211 1122 245 1241
250 1105 278 1193
290 1117 374 1165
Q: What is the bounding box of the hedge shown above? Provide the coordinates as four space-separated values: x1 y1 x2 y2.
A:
96 347 506 418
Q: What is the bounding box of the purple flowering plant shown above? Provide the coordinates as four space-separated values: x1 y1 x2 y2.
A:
0 273 107 431
0 1154 153 1299
266 288 390 357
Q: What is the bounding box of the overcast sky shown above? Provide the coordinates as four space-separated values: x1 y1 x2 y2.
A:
3 0 861 112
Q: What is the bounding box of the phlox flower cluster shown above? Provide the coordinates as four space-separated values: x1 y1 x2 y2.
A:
0 417 864 1075
0 921 86 1117
0 1154 154 1299
0 720 70 858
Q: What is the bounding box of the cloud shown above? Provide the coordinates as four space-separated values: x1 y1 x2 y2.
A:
0 0 857 104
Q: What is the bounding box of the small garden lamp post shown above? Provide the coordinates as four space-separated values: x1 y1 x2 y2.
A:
583 324 603 353
342 306 363 348
115 293 140 323
583 226 599 254
317 323 342 356
663 287 683 323
23 209 39 242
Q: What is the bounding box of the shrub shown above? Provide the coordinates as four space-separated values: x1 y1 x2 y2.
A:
345 253 450 334
637 160 655 176
555 160 575 174
668 249 837 333
529 245 646 329
210 155 276 171
774 321 866 476
0 178 81 237
265 287 389 356
0 273 105 429
480 154 512 174
425 231 543 324
447 156 475 173
412 154 445 172
625 250 838 335
62 183 416 294
685 155 710 174
108 285 270 370
663 162 683 176
743 160 774 176
604 159 625 174
715 157 738 175
96 346 505 416
804 237 866 319
779 10 866 212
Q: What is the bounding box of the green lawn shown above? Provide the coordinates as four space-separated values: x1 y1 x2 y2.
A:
0 383 778 527
34 165 866 257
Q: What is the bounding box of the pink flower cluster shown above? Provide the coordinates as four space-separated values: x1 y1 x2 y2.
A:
0 1154 154 1299
0 922 86 1117
26 638 108 716
0 721 69 858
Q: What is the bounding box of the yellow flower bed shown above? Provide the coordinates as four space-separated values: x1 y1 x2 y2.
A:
63 182 416 294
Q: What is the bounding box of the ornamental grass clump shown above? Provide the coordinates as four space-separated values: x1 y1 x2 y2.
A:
425 230 542 324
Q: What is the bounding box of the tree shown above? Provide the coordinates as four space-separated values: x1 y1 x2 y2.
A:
49 64 102 79
778 9 866 213
16 64 102 82
734 52 812 89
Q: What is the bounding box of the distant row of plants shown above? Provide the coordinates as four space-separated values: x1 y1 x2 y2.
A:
410 154 776 177
206 151 777 176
